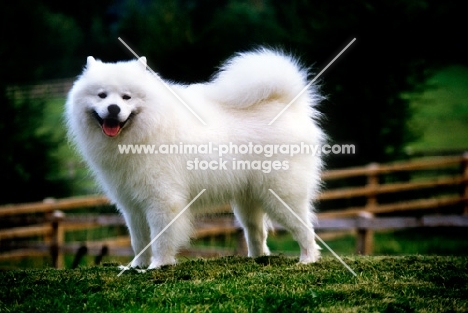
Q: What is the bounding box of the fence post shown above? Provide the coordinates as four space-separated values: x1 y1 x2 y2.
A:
356 211 374 255
50 210 65 269
357 163 379 255
462 152 468 215
366 162 379 210
234 229 248 256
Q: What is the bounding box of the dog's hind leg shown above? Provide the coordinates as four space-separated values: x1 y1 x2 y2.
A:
232 198 270 257
264 191 320 264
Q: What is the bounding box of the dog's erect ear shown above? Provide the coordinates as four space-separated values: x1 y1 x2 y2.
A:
87 56 96 68
138 57 147 70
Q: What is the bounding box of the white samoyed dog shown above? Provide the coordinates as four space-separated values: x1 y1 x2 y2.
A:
66 49 325 269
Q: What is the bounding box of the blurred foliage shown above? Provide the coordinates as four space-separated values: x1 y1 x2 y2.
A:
0 91 71 204
0 0 466 203
0 1 78 204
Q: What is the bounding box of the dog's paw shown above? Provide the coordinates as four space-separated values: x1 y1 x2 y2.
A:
299 245 321 264
135 268 147 273
118 264 130 271
118 264 147 273
148 256 177 269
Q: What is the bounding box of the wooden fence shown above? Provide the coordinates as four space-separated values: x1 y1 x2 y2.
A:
1 154 468 268
6 79 74 99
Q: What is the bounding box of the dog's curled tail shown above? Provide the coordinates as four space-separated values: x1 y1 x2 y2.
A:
208 48 315 109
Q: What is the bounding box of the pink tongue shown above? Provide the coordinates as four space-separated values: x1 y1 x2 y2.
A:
102 120 121 137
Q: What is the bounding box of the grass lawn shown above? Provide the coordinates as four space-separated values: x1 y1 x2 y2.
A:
266 228 468 257
190 227 468 261
0 255 467 312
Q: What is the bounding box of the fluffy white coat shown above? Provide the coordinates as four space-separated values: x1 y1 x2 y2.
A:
66 49 324 269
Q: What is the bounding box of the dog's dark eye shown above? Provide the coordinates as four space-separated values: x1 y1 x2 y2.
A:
98 92 107 99
122 94 131 100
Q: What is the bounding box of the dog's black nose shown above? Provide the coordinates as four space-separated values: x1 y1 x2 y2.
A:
107 104 121 116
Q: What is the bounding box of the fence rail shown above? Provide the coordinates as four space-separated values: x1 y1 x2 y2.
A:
1 154 467 267
6 79 74 99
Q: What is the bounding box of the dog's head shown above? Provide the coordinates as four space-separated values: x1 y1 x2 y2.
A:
68 57 149 138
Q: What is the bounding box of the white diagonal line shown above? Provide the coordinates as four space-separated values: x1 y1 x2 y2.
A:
268 189 357 277
118 37 207 126
117 189 206 276
268 38 356 125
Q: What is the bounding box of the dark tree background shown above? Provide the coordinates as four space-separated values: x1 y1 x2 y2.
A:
0 0 466 203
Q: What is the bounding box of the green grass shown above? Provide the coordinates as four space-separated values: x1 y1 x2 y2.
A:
0 256 467 312
265 228 468 257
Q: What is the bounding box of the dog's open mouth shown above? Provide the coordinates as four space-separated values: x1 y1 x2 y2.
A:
92 111 131 137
